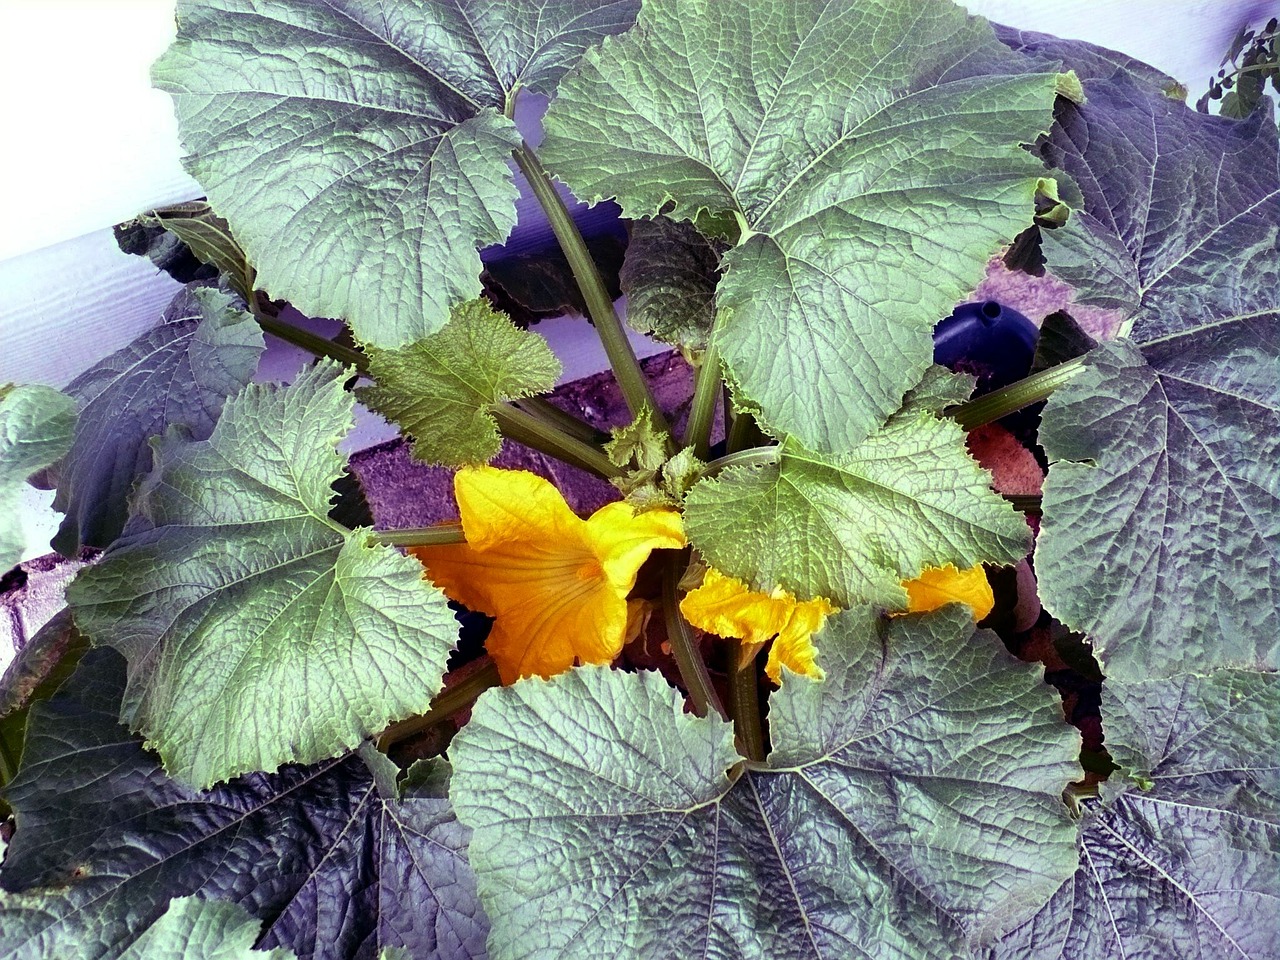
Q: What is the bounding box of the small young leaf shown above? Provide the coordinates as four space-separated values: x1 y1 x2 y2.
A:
360 299 561 466
618 216 723 348
1033 76 1280 680
543 0 1069 451
153 0 640 347
0 383 77 571
66 362 459 787
988 669 1279 959
451 606 1080 958
604 407 669 472
685 369 1029 608
117 202 254 299
48 285 263 555
0 649 487 960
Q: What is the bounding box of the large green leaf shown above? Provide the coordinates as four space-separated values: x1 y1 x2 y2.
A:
684 368 1029 607
0 384 76 572
988 669 1279 959
360 298 561 465
451 606 1080 959
49 285 263 555
118 898 294 960
153 0 640 347
542 0 1071 450
66 362 458 787
1032 74 1280 680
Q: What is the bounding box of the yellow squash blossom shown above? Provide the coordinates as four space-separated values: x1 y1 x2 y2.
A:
900 563 994 621
680 569 837 683
681 563 993 684
411 465 685 683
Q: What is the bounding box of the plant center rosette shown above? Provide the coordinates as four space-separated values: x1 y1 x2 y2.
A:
410 463 996 689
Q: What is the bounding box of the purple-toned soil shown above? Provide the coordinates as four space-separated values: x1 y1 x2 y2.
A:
350 350 715 527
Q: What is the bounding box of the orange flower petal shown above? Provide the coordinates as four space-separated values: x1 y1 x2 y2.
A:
587 501 687 589
413 466 684 684
900 563 994 621
765 599 833 684
680 569 836 683
452 465 581 549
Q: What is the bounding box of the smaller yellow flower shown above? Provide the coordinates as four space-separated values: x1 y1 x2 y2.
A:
899 563 994 621
681 563 995 685
679 569 837 683
412 466 685 684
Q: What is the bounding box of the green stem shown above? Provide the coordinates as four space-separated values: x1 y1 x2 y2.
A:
1226 59 1279 77
377 658 502 751
512 142 672 443
662 555 725 719
491 403 622 479
948 357 1085 430
705 445 779 476
682 344 722 459
725 408 765 455
728 640 765 762
514 396 609 446
0 733 17 787
251 297 368 372
371 523 466 548
1005 494 1042 517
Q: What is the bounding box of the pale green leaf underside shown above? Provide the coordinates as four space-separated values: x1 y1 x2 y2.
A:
67 362 459 788
0 384 77 571
451 606 1080 959
543 0 1066 450
119 898 294 960
685 368 1030 607
153 0 640 348
360 298 561 465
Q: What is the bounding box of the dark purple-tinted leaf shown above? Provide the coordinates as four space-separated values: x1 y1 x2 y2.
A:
452 606 1080 959
987 669 1279 960
0 649 486 960
48 284 262 555
114 213 221 291
993 24 1185 92
1032 74 1280 680
0 610 87 789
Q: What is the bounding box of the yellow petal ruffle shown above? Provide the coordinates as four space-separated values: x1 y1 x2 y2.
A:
413 466 685 683
900 563 994 621
679 569 836 683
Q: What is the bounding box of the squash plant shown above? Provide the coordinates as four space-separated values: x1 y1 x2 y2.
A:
1 1 1276 958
